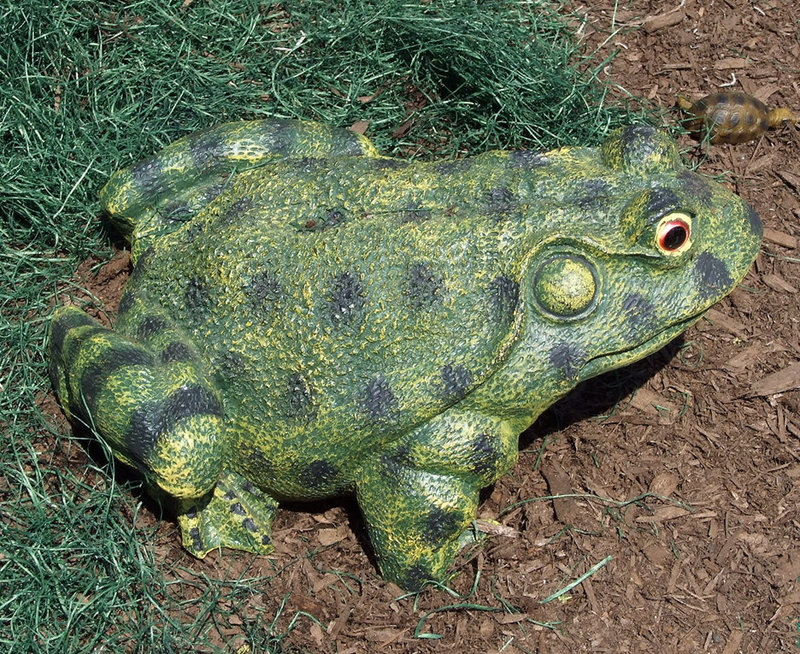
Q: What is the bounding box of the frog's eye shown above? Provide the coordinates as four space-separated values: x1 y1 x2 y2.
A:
656 213 692 255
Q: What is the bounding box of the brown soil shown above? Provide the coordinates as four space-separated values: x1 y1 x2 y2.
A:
47 1 800 651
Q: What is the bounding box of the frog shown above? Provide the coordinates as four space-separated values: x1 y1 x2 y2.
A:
48 120 762 591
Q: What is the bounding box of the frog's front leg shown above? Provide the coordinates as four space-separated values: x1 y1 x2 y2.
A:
356 412 518 590
48 304 225 500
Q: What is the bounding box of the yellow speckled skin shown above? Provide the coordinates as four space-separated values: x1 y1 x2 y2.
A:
49 120 762 590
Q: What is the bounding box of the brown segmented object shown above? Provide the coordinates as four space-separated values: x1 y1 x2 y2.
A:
677 91 797 144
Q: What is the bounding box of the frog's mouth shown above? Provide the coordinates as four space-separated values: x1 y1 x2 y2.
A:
578 310 707 381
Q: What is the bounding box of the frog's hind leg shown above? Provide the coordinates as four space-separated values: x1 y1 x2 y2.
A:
355 411 519 590
176 469 278 557
100 118 381 249
48 305 225 501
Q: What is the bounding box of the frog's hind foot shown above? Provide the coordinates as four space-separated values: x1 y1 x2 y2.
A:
177 470 278 558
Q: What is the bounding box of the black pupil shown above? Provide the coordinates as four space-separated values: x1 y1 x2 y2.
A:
662 224 687 250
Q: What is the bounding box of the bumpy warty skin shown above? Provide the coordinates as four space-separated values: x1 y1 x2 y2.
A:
49 120 762 590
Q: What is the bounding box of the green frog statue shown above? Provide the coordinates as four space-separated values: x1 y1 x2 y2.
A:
49 120 761 590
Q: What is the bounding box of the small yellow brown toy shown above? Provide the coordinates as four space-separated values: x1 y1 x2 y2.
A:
678 91 797 144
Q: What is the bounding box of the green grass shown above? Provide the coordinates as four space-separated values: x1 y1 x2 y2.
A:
0 0 648 651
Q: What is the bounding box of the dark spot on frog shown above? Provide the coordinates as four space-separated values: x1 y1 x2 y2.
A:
745 203 762 239
435 159 472 175
185 276 211 317
243 517 257 532
223 489 237 500
189 526 204 551
163 201 195 224
187 220 206 242
379 444 412 471
80 347 155 415
470 432 498 476
131 156 165 196
370 158 410 170
620 124 660 154
285 372 316 419
329 271 366 325
266 119 297 155
622 293 657 333
694 252 733 300
645 188 681 221
203 183 226 205
509 150 550 169
488 275 519 323
125 385 223 464
261 534 271 546
217 350 245 379
161 342 195 363
249 448 274 476
230 502 245 515
128 247 155 287
400 205 432 223
301 459 339 489
403 563 432 591
440 364 472 402
186 505 198 519
292 156 327 174
573 179 612 209
219 196 253 226
49 310 97 354
137 316 167 340
484 186 517 216
423 506 463 543
244 271 282 315
189 131 227 169
549 342 584 380
118 291 135 315
677 171 713 201
361 374 397 421
406 263 442 309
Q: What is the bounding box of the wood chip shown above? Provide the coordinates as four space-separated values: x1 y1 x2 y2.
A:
540 460 579 525
702 308 749 339
630 387 677 415
724 344 764 370
777 170 800 193
649 472 679 498
750 361 800 396
714 57 749 70
762 273 798 294
642 10 685 32
763 227 798 249
635 506 691 523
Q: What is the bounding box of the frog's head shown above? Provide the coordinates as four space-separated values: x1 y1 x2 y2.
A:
517 125 761 398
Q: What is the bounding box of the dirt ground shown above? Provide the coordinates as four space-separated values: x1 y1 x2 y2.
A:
42 0 800 652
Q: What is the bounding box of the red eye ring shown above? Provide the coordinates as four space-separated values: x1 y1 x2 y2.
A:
656 214 692 254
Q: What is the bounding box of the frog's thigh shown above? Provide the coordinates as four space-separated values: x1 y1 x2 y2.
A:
48 306 224 499
356 455 480 590
176 469 278 558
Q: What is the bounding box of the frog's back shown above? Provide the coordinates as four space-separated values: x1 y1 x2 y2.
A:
117 148 548 497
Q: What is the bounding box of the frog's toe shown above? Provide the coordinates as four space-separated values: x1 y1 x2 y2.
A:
178 470 278 557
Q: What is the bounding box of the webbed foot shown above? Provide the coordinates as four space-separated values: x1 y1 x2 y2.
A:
177 470 278 557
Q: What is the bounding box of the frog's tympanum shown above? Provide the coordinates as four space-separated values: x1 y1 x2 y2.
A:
49 120 761 590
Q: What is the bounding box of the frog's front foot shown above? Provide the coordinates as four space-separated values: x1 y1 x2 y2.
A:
178 470 278 557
